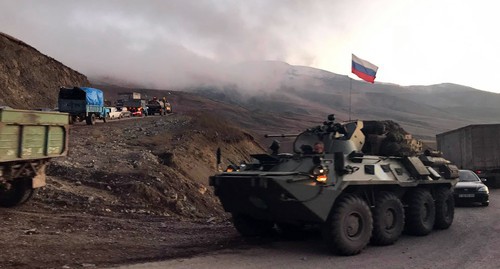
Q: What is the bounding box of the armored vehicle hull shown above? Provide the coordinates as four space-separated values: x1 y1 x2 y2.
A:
210 115 458 255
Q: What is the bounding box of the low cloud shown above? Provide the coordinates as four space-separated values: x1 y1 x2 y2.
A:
0 0 333 90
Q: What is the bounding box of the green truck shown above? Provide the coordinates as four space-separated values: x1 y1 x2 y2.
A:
0 108 69 207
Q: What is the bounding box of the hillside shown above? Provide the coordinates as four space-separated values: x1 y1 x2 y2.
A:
3 30 500 142
0 32 89 109
184 62 500 141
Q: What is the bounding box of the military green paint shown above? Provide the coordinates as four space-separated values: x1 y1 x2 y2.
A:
0 109 68 125
0 109 68 162
211 118 458 225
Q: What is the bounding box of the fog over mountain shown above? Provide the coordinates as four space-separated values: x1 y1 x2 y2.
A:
3 1 500 93
3 26 500 143
1 0 330 90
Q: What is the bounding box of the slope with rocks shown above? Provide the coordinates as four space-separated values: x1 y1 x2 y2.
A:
0 111 266 269
0 32 89 109
43 112 264 219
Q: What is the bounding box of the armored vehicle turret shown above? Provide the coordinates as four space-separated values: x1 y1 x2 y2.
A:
209 115 459 255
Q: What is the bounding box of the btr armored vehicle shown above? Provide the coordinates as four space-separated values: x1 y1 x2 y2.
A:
209 115 459 255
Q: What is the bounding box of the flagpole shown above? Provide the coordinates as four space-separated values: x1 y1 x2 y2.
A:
349 76 352 121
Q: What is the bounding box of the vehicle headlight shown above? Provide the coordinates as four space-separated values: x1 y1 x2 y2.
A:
225 165 239 172
478 186 489 193
312 166 328 183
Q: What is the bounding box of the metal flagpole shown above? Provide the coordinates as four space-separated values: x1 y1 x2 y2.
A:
349 76 352 121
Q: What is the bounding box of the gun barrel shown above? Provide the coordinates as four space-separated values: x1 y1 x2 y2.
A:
264 134 299 138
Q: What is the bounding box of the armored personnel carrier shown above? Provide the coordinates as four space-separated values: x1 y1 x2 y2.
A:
209 115 458 255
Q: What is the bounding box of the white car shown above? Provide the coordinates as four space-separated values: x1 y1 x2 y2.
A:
107 107 122 119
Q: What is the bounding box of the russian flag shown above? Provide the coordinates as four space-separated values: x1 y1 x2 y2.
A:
352 54 378 83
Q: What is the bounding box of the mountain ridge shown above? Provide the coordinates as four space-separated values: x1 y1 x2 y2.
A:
2 31 499 143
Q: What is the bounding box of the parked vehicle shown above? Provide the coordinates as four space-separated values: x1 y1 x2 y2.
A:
129 107 146 117
107 107 122 119
437 124 500 188
118 107 131 118
454 170 489 206
210 115 459 256
147 97 172 115
123 99 147 117
0 108 69 207
58 87 109 125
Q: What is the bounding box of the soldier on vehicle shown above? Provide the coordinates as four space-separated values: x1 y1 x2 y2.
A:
313 141 324 154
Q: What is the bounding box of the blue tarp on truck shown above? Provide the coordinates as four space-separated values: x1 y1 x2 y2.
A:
58 87 108 125
58 87 104 106
78 87 104 106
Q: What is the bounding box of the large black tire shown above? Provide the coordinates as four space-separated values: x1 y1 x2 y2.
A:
405 189 435 236
232 214 274 237
0 179 36 207
86 114 96 125
434 187 455 229
371 192 405 245
323 194 373 255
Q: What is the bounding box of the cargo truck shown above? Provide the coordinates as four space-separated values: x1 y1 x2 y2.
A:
436 124 500 188
146 97 172 116
58 87 109 125
0 108 69 207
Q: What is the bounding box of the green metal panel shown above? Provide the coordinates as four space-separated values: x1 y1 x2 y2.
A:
47 126 65 155
0 125 20 161
0 109 69 162
0 109 69 125
21 126 46 158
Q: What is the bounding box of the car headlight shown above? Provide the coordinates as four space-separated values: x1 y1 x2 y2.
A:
312 166 328 183
478 186 489 193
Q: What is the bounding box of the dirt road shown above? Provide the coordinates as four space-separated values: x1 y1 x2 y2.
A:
114 190 500 269
0 113 261 269
1 112 498 269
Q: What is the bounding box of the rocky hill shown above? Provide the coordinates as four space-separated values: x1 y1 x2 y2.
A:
0 32 89 109
183 61 500 141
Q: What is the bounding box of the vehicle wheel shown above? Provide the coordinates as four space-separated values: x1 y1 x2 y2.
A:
434 187 455 229
86 114 96 125
0 179 36 207
404 189 435 236
371 192 404 245
482 201 489 207
323 194 373 255
232 213 274 237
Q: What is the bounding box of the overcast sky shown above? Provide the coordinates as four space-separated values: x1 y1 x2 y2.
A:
1 0 499 92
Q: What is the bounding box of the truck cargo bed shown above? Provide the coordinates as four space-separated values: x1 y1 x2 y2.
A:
0 109 69 162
